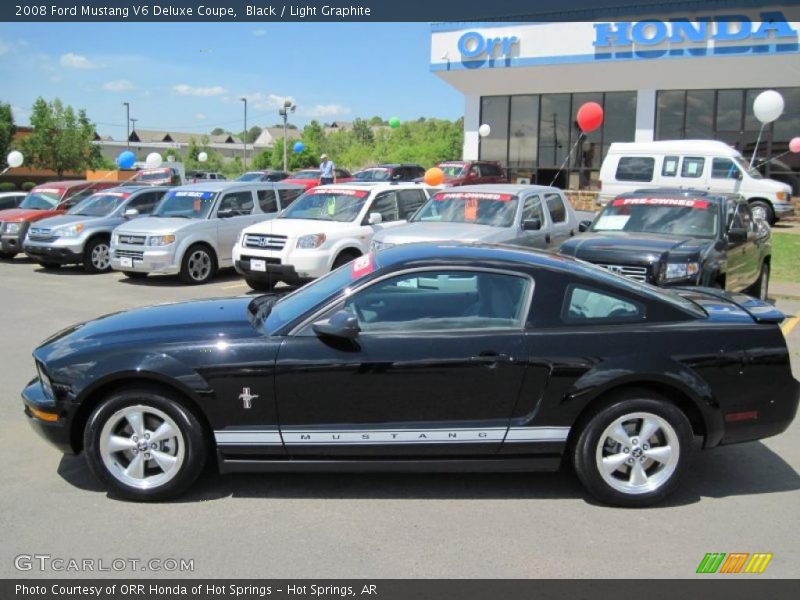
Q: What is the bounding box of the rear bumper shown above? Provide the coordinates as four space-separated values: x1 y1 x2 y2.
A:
719 377 800 446
21 378 75 454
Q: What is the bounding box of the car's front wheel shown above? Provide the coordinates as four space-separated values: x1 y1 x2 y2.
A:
83 387 208 501
572 392 693 507
179 244 216 285
84 237 112 273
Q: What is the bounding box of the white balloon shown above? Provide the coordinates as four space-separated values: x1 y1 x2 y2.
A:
6 150 23 168
197 152 208 163
478 123 491 137
753 90 784 125
145 152 163 168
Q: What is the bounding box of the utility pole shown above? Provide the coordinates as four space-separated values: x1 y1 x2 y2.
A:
240 97 247 169
123 102 130 149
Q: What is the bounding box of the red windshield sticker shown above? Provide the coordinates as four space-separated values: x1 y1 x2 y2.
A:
310 188 368 198
351 254 374 279
435 192 513 202
193 199 202 211
612 198 709 209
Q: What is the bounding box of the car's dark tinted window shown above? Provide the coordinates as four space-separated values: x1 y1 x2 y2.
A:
711 158 739 179
681 157 705 178
370 192 400 222
545 193 567 223
563 285 644 323
257 189 278 213
128 191 162 214
278 188 303 208
522 195 544 223
480 163 501 177
335 168 351 179
397 189 427 219
616 157 655 182
218 191 254 216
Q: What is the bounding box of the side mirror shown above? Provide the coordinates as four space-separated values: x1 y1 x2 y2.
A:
522 217 542 231
734 169 743 180
368 212 383 225
578 220 592 233
728 227 748 243
312 310 360 339
123 208 139 218
217 208 234 219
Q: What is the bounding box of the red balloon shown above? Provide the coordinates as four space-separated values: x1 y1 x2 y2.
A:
576 102 604 133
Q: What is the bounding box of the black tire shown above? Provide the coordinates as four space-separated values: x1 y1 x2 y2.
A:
38 262 62 270
83 387 208 501
749 262 770 301
572 390 694 507
0 251 17 260
245 277 277 292
749 200 775 225
179 244 217 285
83 237 112 273
122 271 148 279
332 250 361 269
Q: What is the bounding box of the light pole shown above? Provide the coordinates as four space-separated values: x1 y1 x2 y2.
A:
278 98 296 172
240 97 247 169
129 118 138 135
123 102 130 149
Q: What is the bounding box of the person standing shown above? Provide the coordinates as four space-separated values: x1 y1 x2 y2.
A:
319 153 335 185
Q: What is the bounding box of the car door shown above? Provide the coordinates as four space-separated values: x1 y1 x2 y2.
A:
274 268 532 457
724 200 753 290
509 193 549 249
543 192 573 248
214 190 257 262
364 191 408 235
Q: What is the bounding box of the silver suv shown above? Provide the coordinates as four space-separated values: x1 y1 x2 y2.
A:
23 186 167 273
110 181 304 284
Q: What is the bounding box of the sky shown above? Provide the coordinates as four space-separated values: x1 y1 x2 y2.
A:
0 22 464 139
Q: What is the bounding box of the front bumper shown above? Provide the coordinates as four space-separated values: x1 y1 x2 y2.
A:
24 238 85 264
21 378 74 454
773 201 794 219
1 232 24 255
232 244 331 282
110 245 179 274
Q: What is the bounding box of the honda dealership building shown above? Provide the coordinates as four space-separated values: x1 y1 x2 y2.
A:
431 5 800 191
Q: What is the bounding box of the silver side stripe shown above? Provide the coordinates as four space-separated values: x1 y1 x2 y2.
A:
215 426 570 445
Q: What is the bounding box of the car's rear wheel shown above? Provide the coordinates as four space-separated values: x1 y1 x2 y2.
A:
83 388 207 501
245 277 276 292
749 262 770 301
84 237 112 273
179 244 216 285
750 200 775 225
573 393 693 507
121 271 148 279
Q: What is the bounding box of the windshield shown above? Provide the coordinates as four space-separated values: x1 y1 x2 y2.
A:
237 172 264 182
734 156 763 179
290 170 320 180
19 192 60 210
354 168 391 181
264 258 368 334
437 163 466 178
69 192 130 217
280 188 369 222
592 197 720 238
152 190 216 219
412 191 519 227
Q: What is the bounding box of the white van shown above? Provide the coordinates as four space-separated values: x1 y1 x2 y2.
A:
599 140 793 223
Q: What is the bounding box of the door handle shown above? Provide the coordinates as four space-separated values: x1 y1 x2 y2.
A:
545 233 551 244
470 351 512 368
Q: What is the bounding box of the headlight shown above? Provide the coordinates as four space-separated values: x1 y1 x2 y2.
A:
662 262 700 281
35 362 55 400
776 191 788 201
53 223 85 238
296 233 326 249
370 239 394 252
6 223 20 234
147 234 175 246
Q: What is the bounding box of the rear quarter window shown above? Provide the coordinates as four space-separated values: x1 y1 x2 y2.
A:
562 284 645 323
615 157 655 182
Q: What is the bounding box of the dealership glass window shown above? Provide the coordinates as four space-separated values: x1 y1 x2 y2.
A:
479 96 510 162
716 89 744 132
539 94 571 167
681 157 705 178
508 95 538 171
656 91 685 139
615 157 655 182
685 90 714 139
662 156 679 177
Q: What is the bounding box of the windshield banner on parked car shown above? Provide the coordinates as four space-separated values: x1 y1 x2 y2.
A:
308 188 369 197
612 197 709 209
434 192 513 202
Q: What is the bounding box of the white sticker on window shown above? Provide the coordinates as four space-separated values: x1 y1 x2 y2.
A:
594 215 630 230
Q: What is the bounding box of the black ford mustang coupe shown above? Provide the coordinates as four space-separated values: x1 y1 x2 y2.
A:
22 243 799 506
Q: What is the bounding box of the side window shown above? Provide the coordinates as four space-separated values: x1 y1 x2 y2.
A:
413 166 425 179
217 191 254 216
563 285 644 323
711 158 740 179
343 270 530 332
257 189 278 213
483 163 500 177
369 192 400 222
397 189 426 219
544 193 566 223
662 156 679 177
734 203 755 232
335 169 350 179
63 188 92 208
521 195 544 223
615 157 655 182
469 164 482 177
681 157 705 178
278 188 303 208
128 192 160 214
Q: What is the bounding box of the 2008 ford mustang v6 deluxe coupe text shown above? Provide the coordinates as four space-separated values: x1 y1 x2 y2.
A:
21 243 799 506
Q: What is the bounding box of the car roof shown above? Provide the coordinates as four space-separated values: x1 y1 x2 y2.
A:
622 188 732 202
32 180 91 190
172 181 301 192
441 184 561 194
102 185 166 194
609 139 740 156
317 182 433 192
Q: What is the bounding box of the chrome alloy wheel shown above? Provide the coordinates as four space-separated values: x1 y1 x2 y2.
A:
751 204 767 222
91 242 111 271
595 412 679 495
186 249 212 281
98 405 185 490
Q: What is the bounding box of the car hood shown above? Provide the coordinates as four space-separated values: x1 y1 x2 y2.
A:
560 231 711 262
35 297 256 363
0 208 62 222
114 216 200 235
246 217 359 238
376 222 508 244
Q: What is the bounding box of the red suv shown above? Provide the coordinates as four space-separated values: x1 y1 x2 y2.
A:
283 168 353 190
0 180 118 259
436 160 507 187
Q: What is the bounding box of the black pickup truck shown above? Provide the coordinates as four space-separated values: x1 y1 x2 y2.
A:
560 189 771 300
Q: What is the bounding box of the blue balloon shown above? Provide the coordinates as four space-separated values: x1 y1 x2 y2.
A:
293 141 305 154
117 151 136 169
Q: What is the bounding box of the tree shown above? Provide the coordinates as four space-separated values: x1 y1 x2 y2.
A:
21 97 102 177
351 118 374 146
368 116 386 127
242 125 262 144
210 127 226 136
0 102 16 166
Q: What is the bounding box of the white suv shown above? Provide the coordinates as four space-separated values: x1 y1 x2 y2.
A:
233 182 434 290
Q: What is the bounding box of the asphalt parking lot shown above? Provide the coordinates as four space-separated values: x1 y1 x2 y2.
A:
1 257 799 579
